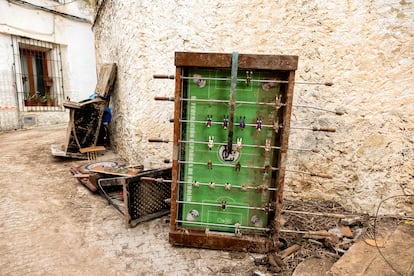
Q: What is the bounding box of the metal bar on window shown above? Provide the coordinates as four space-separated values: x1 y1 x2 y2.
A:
12 35 65 112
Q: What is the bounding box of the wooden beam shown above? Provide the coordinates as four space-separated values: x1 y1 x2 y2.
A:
175 52 298 70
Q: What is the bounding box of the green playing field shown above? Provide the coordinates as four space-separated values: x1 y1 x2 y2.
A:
178 67 282 233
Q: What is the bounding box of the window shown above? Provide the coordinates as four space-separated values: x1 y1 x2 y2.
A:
12 36 65 111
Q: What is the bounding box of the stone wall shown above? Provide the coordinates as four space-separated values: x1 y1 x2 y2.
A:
93 0 414 214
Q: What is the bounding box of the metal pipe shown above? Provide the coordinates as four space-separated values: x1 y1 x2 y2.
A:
154 97 343 116
176 180 277 191
181 75 332 86
175 220 270 231
227 52 238 156
179 119 273 128
177 139 318 152
156 74 333 86
178 160 331 178
178 119 335 132
178 160 278 171
153 74 175 79
179 139 280 149
180 97 282 106
176 200 269 211
292 126 336 132
150 138 318 153
294 104 344 115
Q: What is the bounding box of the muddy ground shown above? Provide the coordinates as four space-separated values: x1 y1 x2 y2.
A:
0 125 410 275
0 125 271 275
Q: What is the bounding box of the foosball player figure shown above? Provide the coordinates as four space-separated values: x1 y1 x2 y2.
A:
239 116 246 129
223 115 229 130
239 116 246 130
264 165 271 176
236 137 243 152
235 162 241 172
256 117 262 131
208 136 214 150
206 115 212 128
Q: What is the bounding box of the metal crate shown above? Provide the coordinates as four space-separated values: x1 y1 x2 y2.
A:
123 168 172 227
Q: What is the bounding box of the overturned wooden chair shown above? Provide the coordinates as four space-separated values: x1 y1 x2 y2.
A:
51 63 117 159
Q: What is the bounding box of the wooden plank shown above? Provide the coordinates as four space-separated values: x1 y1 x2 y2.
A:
169 230 272 253
63 98 105 109
169 66 182 233
273 70 296 246
72 174 91 178
51 144 87 159
95 63 117 98
89 169 140 177
175 52 298 70
79 146 106 153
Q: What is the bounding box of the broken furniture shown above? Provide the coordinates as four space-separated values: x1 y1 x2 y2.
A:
70 161 172 227
70 160 143 192
120 167 172 227
153 52 298 253
51 63 117 159
79 146 106 161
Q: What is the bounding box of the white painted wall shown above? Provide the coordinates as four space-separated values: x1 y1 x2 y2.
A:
0 0 97 129
93 0 414 214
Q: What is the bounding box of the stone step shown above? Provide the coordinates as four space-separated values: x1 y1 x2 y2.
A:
327 223 414 276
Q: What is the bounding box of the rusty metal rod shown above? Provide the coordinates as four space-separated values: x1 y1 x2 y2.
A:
175 220 270 231
177 139 319 152
154 96 175 101
150 138 319 152
178 160 331 178
179 180 277 191
153 74 175 79
292 126 336 132
178 119 336 132
226 51 238 156
154 96 343 118
179 75 333 86
154 73 333 86
180 119 271 127
176 200 269 211
178 160 278 171
180 97 282 106
138 177 277 191
154 96 342 116
294 104 344 115
148 138 170 143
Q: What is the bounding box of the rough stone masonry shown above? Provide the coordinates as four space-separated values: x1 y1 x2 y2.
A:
92 0 414 215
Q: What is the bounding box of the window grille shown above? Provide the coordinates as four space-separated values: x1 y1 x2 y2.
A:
11 36 65 112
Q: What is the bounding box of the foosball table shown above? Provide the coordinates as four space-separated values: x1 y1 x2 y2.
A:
154 52 298 252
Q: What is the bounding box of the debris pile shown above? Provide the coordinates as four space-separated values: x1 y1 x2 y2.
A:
70 160 172 228
253 199 397 275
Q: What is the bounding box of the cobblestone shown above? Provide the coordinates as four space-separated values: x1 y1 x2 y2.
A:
0 126 265 275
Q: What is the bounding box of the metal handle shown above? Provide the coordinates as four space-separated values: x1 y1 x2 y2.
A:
148 138 169 143
310 173 333 179
154 96 175 101
312 127 336 132
153 74 175 79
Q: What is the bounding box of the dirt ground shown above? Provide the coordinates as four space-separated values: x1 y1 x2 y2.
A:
0 125 268 275
0 125 412 276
